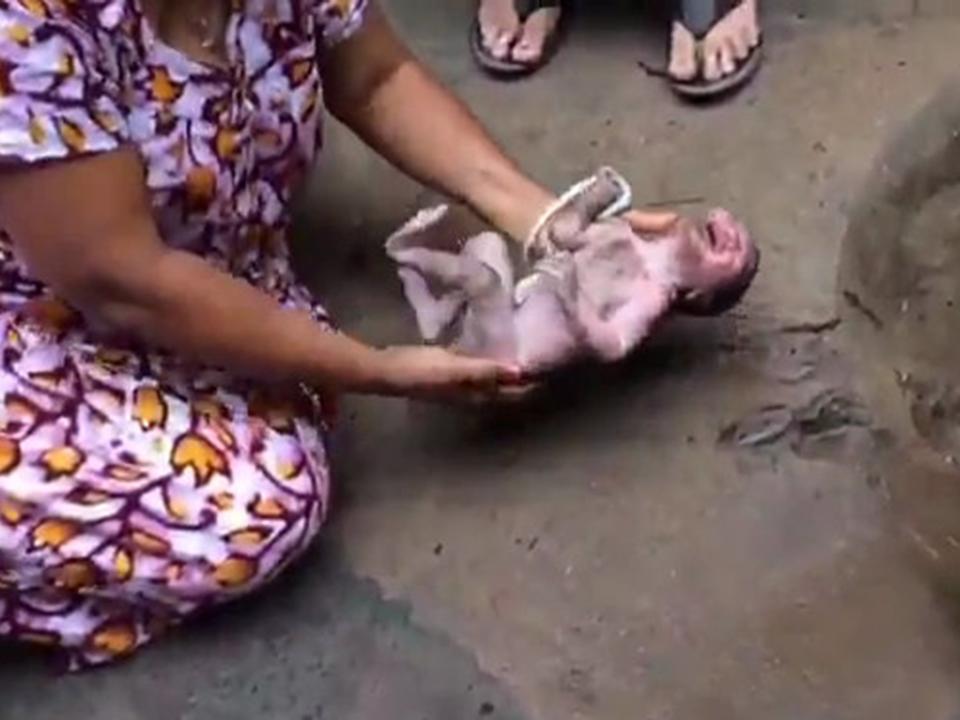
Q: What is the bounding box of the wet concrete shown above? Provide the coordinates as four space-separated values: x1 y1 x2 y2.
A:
7 1 960 718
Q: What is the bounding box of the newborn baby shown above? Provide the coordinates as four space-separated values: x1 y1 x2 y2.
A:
386 168 759 375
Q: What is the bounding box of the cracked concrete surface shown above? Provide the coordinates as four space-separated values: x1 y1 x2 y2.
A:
6 1 960 719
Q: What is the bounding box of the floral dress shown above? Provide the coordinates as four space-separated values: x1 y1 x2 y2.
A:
0 0 366 669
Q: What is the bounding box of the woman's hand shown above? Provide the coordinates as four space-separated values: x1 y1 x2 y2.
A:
623 209 680 234
374 346 530 404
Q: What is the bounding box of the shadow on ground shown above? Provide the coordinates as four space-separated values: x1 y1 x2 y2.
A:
0 541 527 720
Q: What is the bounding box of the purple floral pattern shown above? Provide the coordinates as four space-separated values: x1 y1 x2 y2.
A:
0 0 365 668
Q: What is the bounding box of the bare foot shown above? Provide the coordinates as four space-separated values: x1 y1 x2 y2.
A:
701 0 760 82
478 0 521 60
511 7 562 65
667 21 697 81
669 0 760 83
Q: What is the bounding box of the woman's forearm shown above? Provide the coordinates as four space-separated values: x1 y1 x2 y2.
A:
0 150 393 395
325 7 554 242
89 247 389 394
346 61 552 241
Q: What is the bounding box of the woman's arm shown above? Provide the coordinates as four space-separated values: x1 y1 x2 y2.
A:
324 4 550 242
0 149 519 401
324 4 676 243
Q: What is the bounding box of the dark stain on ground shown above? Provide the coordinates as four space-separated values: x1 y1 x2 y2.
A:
0 543 529 720
901 377 960 457
719 388 883 464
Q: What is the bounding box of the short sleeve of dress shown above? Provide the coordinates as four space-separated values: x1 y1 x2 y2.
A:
314 0 369 49
0 1 130 164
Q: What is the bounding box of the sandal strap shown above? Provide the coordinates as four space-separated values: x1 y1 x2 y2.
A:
514 0 564 21
678 0 740 39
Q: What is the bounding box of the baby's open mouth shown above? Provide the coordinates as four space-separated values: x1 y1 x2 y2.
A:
705 222 720 251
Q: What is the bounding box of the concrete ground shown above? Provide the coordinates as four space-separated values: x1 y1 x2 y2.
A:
5 1 960 718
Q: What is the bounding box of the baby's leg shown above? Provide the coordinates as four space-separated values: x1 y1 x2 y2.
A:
514 292 580 373
391 245 493 342
392 239 520 362
395 266 466 342
463 232 515 294
457 234 519 361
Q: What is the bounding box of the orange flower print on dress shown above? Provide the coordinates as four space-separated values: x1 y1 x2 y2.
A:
20 1 51 20
6 23 32 47
210 491 235 511
0 0 365 671
134 386 168 432
0 496 28 526
185 166 217 212
285 58 314 87
47 559 99 591
55 117 87 154
215 128 240 162
56 52 76 78
250 495 288 520
4 393 39 425
213 556 258 588
67 486 112 505
131 530 172 557
40 446 84 479
31 519 80 551
27 113 46 145
114 548 134 582
150 67 184 105
88 621 138 659
227 526 271 549
105 463 147 483
0 438 20 474
172 433 228 486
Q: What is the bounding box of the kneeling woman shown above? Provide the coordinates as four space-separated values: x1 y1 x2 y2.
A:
0 0 670 668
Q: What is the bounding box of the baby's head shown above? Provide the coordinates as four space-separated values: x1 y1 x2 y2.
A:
661 209 760 316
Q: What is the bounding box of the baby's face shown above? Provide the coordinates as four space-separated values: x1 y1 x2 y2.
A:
662 209 760 316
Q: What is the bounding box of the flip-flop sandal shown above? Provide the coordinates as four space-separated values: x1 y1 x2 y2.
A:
640 0 763 100
471 0 567 79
